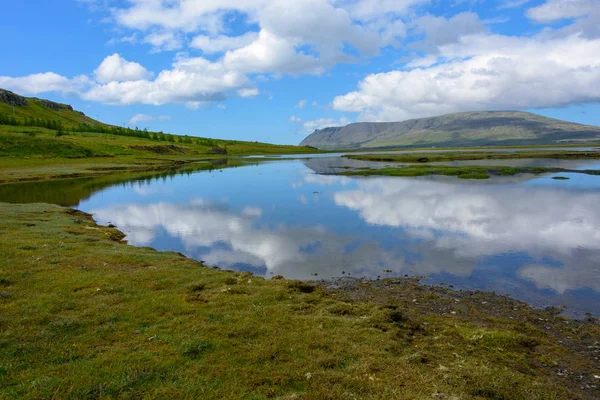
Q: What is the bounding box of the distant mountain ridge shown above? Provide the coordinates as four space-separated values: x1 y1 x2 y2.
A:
300 111 600 149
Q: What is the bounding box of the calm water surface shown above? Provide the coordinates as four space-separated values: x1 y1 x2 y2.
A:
3 157 600 317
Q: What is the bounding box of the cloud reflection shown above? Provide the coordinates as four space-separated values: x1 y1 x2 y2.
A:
332 178 600 294
92 201 407 280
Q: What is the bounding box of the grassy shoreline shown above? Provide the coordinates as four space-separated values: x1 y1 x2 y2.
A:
333 164 600 179
0 154 256 185
0 202 599 399
345 150 600 163
0 124 322 184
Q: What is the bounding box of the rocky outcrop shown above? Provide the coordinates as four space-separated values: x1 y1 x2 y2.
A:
35 99 74 112
0 88 76 113
209 146 228 155
0 89 28 107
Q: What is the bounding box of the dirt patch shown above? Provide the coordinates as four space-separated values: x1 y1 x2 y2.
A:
129 145 188 154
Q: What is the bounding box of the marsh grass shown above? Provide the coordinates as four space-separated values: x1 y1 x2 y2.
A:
334 164 600 179
346 150 600 164
0 203 599 399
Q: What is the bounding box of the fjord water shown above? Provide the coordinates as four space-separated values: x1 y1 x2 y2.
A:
3 157 600 317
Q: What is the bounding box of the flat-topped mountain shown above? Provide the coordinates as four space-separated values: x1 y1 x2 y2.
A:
300 111 600 149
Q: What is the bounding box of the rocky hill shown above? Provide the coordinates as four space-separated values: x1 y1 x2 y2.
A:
0 89 104 128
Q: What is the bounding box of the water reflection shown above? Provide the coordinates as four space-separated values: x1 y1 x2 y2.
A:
2 157 600 316
92 200 406 279
332 178 600 297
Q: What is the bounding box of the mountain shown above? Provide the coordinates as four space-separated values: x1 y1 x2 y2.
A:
300 111 600 149
0 89 106 128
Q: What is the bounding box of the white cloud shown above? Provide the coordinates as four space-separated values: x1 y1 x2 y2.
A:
94 53 152 83
102 0 423 78
83 56 250 106
291 116 352 134
0 73 91 95
237 88 259 97
527 0 596 23
191 32 259 54
8 0 600 115
106 33 138 46
222 30 324 75
295 99 307 109
128 113 171 125
333 33 600 121
143 31 184 52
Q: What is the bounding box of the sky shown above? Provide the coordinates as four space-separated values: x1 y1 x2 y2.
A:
1 0 599 144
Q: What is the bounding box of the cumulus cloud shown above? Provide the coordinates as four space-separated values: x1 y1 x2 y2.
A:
0 72 91 95
6 0 600 115
295 99 307 109
4 1 431 106
83 55 250 106
333 33 600 121
94 53 152 83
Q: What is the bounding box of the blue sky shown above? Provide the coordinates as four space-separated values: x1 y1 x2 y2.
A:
1 0 599 144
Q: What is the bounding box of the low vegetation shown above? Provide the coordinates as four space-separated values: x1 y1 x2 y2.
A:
345 150 600 164
0 203 599 399
0 125 318 184
0 90 322 183
332 164 600 179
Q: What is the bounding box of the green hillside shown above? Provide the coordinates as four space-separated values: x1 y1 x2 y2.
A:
0 89 319 159
0 89 321 183
0 89 106 128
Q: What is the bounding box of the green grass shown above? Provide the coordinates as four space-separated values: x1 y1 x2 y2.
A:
345 150 600 164
334 165 570 179
0 202 598 399
0 98 106 128
0 125 321 158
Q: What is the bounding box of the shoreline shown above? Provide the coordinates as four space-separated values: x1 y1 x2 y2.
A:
1 202 599 398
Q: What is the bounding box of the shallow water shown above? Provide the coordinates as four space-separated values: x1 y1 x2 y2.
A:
2 157 600 317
